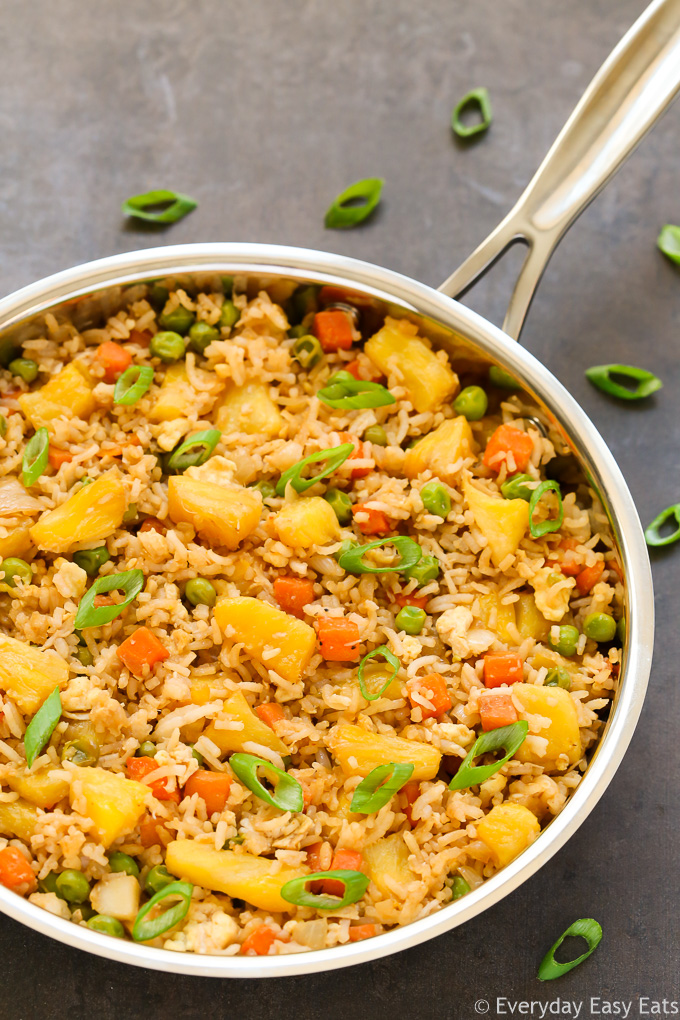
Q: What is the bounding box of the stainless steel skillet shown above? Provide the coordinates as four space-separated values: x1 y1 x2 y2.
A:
0 0 677 978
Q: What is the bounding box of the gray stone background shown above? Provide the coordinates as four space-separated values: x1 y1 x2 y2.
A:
0 0 678 1016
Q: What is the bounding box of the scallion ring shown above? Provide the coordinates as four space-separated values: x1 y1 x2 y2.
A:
451 87 492 139
276 443 354 496
657 224 680 264
350 762 414 814
645 503 680 547
132 881 194 942
324 178 384 230
113 365 154 406
537 918 603 981
24 686 62 768
357 645 400 702
528 480 564 538
338 536 422 575
585 363 662 400
229 752 303 812
317 373 395 410
122 190 197 224
448 721 528 791
74 569 144 629
166 429 221 473
22 427 49 487
280 870 370 909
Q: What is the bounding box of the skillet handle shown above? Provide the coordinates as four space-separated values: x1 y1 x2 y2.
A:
438 0 680 340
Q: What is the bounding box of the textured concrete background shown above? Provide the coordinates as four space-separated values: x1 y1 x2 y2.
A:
0 0 678 1016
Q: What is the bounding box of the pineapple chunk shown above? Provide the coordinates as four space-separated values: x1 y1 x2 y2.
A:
530 567 575 623
0 799 38 841
364 318 459 413
214 597 316 683
90 873 140 920
30 473 126 554
326 723 441 781
273 497 340 549
0 635 68 714
6 770 70 809
515 593 550 641
214 381 283 438
363 833 415 899
353 664 404 702
404 417 474 483
149 363 195 422
203 690 289 757
19 362 95 430
463 476 529 566
477 802 540 867
0 526 33 561
168 476 261 550
166 839 305 913
71 766 149 848
476 594 516 645
512 683 581 770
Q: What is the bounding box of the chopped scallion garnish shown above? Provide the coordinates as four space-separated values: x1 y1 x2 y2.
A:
122 190 197 224
22 427 49 487
276 443 355 496
229 753 303 812
24 687 62 767
585 364 662 400
324 178 384 229
448 721 528 791
645 503 680 547
528 480 564 538
74 569 144 629
280 870 370 909
451 87 492 139
350 762 414 813
113 365 154 406
537 918 603 981
132 881 193 941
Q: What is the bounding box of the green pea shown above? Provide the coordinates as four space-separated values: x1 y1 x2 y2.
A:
87 914 125 938
617 616 626 645
38 872 60 895
158 305 195 335
148 284 170 311
74 646 94 669
335 538 359 561
150 331 186 362
449 875 470 900
55 869 90 904
363 425 388 447
78 903 97 921
405 437 422 450
287 324 308 339
489 365 520 390
500 473 534 501
188 321 220 354
420 481 451 518
250 479 276 500
292 334 323 369
395 605 426 635
137 741 157 758
583 612 617 643
219 299 241 330
545 667 571 690
548 624 580 657
9 358 39 383
73 546 110 577
123 502 138 523
0 558 32 588
191 746 205 766
221 275 234 297
324 488 353 525
61 735 99 765
0 415 7 438
453 385 488 421
144 864 174 896
404 555 440 586
185 577 217 608
108 852 140 877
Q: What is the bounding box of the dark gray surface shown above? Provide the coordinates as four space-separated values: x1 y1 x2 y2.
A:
0 0 678 1017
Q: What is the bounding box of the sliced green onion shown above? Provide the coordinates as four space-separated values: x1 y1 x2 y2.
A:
317 372 395 410
645 503 680 547
292 335 323 369
229 752 303 812
358 645 400 702
448 721 528 791
22 427 49 487
350 762 414 813
276 443 354 496
74 569 144 629
280 870 370 909
338 536 422 575
24 686 62 767
657 224 680 264
585 364 662 400
537 918 603 981
113 365 154 406
122 190 197 224
451 87 492 139
132 881 193 942
166 429 221 473
324 178 384 229
529 480 564 538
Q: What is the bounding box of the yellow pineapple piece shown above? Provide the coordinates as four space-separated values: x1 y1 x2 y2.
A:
404 417 474 483
0 799 38 841
19 362 95 430
326 723 441 781
203 690 288 757
477 802 540 867
363 833 415 899
167 476 261 550
149 363 195 422
214 381 283 438
166 839 305 913
476 594 517 644
214 597 316 683
6 770 70 809
515 593 550 641
364 318 459 413
272 497 340 549
353 663 404 702
0 526 34 561
30 473 126 554
0 635 68 714
71 766 149 847
512 683 581 770
463 476 529 566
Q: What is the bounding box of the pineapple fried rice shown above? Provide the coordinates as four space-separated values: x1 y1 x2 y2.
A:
0 276 622 956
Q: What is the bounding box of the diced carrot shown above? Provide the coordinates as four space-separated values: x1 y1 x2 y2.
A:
352 503 391 536
312 309 355 352
127 756 180 803
273 577 315 617
394 592 429 610
483 652 524 688
183 770 232 814
316 617 361 661
139 516 167 534
117 626 169 677
96 340 133 383
546 538 581 576
479 693 518 731
306 841 325 871
575 560 605 595
345 359 383 384
241 926 277 956
0 846 36 894
93 594 116 608
408 673 452 720
129 329 152 346
348 924 378 942
126 434 143 446
47 448 73 470
337 432 373 479
139 814 170 848
255 702 285 729
483 424 534 474
402 780 420 824
322 848 365 897
609 558 624 583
